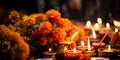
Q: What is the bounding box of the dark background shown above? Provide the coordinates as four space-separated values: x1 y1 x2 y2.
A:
0 0 120 22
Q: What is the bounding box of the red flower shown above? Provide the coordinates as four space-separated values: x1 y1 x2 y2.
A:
31 30 41 40
39 38 48 46
48 15 57 23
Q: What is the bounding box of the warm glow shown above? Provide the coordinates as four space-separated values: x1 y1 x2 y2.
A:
113 20 120 27
94 23 99 30
108 45 111 50
64 46 68 52
71 31 79 40
88 38 91 51
97 17 102 24
115 28 118 32
81 41 84 46
92 28 97 39
86 20 91 28
49 48 51 52
106 23 110 28
73 48 76 52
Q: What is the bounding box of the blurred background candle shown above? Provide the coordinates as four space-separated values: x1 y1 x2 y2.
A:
105 22 111 32
97 17 102 25
115 28 118 32
86 20 92 29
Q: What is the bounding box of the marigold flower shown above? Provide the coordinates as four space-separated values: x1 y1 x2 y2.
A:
46 9 61 23
22 15 36 27
58 18 72 32
52 28 67 42
38 21 52 34
36 13 46 21
0 25 30 60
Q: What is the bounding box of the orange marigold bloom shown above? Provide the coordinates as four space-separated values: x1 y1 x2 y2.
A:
38 21 52 34
52 28 67 42
0 25 30 60
58 18 73 32
46 9 61 23
36 13 46 21
22 15 36 27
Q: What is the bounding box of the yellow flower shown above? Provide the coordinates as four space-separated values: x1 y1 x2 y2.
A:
38 21 52 34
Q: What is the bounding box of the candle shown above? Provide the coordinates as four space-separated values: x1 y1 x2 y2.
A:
77 41 88 51
64 48 82 60
92 28 97 39
83 38 95 60
71 31 79 40
92 43 105 49
49 48 52 52
103 45 113 52
97 17 102 25
105 22 111 32
113 20 120 27
94 23 99 30
106 22 110 28
86 20 91 28
115 28 118 32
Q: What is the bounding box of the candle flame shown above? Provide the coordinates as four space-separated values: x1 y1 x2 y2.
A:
106 23 110 28
115 28 118 32
88 38 91 51
92 28 97 39
97 17 102 24
49 48 51 52
73 48 76 52
108 45 111 50
81 41 84 46
113 20 120 27
94 23 99 30
71 31 79 40
86 20 91 28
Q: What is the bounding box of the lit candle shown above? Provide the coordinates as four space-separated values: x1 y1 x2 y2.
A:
77 41 88 51
71 31 79 40
92 28 97 39
94 23 99 30
81 41 84 46
86 20 91 28
88 38 91 51
97 17 102 25
103 45 113 52
105 22 111 32
106 22 110 28
115 28 118 32
113 20 120 27
64 48 82 60
49 48 52 52
84 38 95 58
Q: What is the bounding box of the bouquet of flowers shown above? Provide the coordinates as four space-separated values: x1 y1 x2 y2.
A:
3 9 85 58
